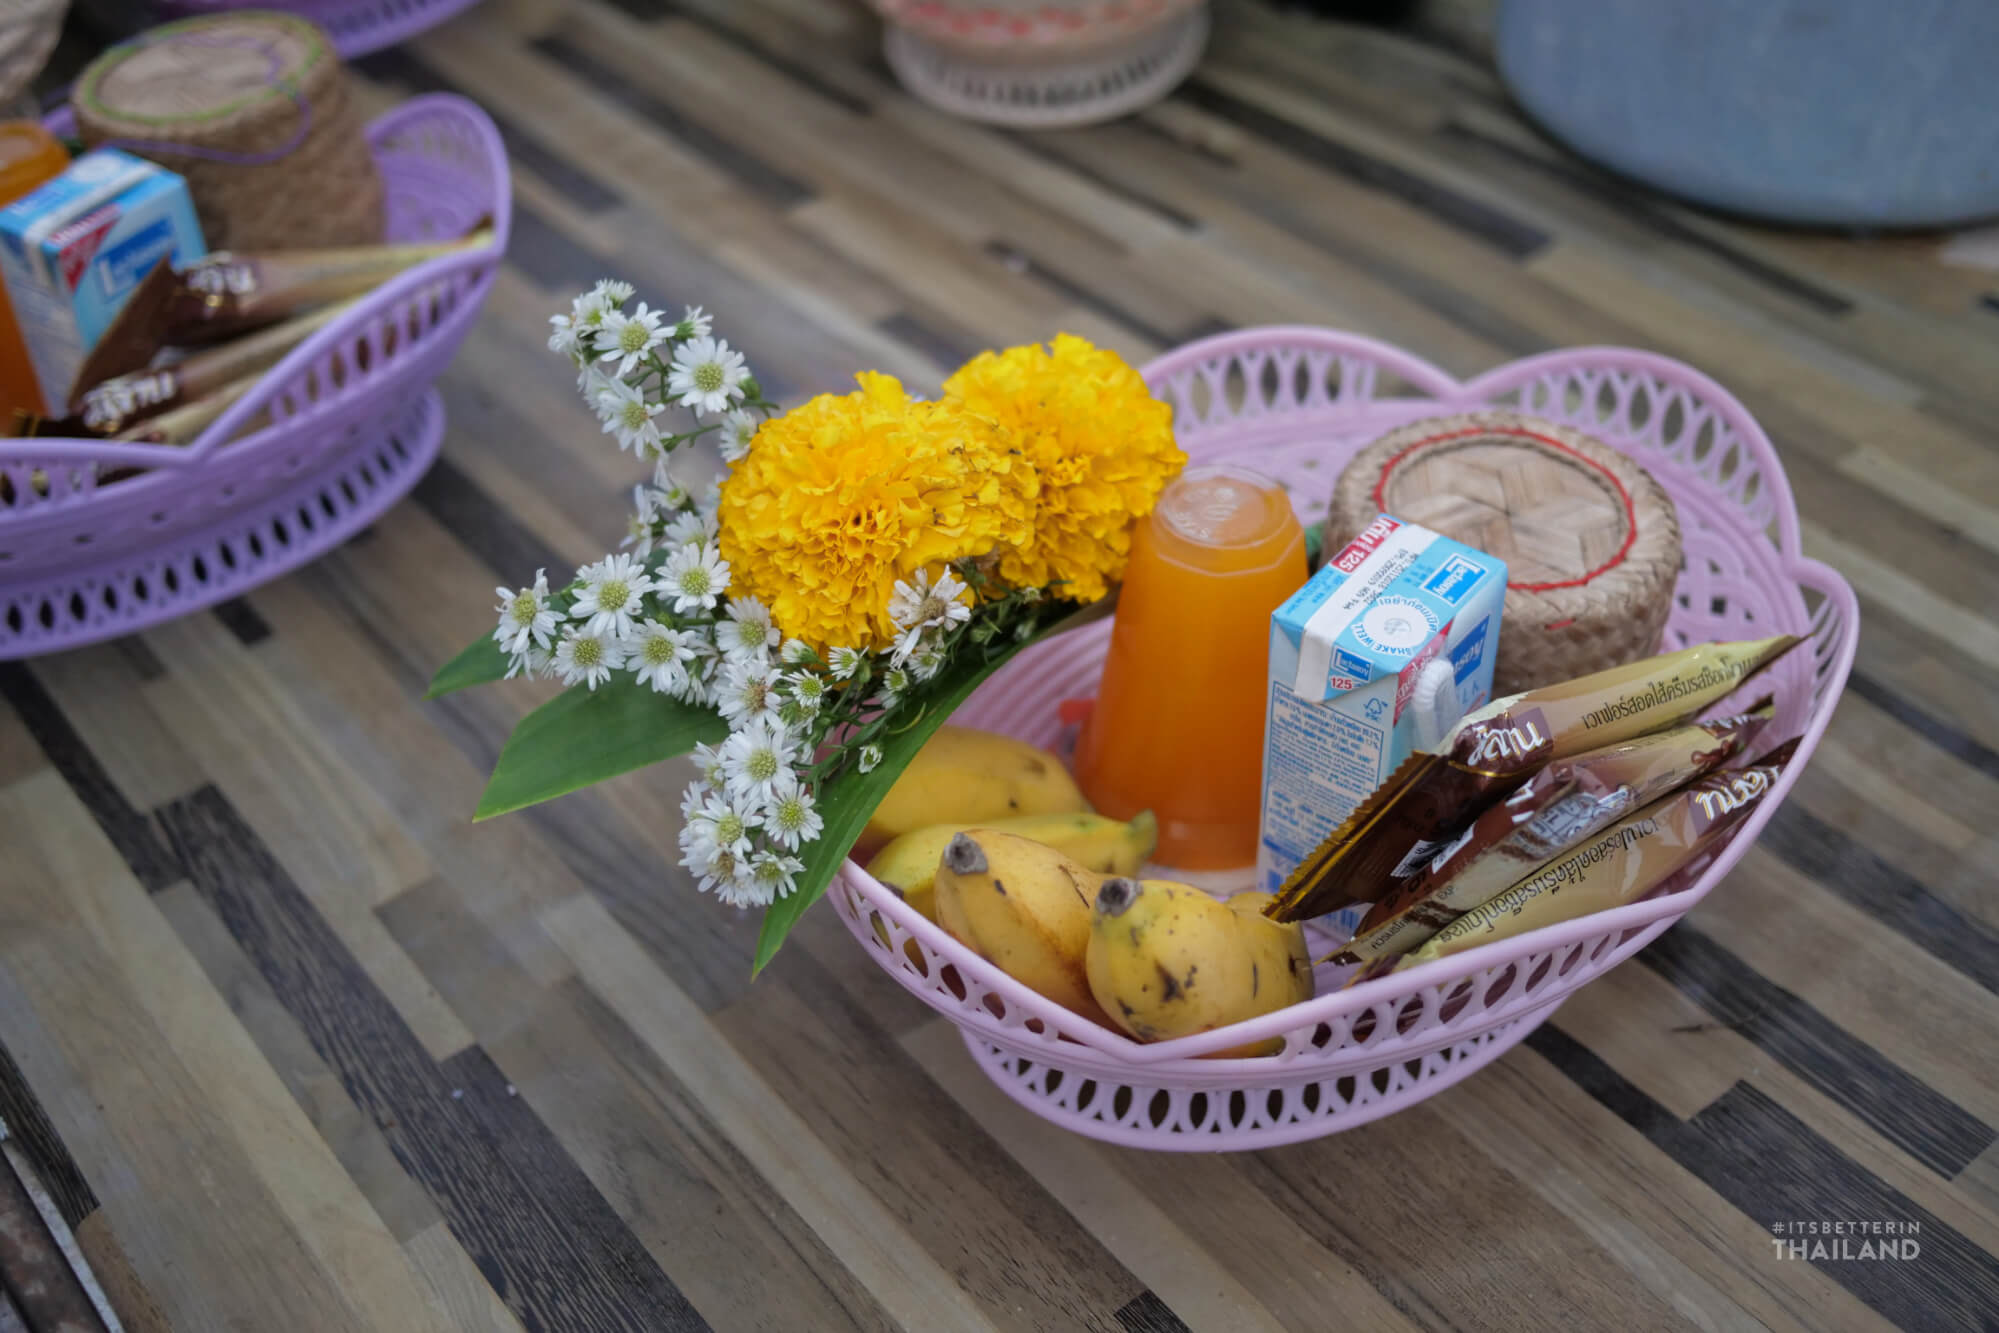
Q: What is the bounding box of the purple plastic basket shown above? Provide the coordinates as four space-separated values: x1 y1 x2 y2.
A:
0 93 509 658
148 0 484 58
828 329 1859 1150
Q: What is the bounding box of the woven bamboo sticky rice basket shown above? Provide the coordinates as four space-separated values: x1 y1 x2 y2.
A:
75 11 384 251
826 327 1858 1150
1325 408 1684 693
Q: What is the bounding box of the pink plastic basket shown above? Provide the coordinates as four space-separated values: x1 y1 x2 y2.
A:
0 94 508 659
828 328 1858 1150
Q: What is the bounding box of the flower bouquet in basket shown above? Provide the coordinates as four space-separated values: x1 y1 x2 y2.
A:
428 282 1185 972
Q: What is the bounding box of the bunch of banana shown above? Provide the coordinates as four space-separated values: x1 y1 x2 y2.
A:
859 726 1089 857
1086 880 1314 1056
866 809 1157 921
931 829 1113 1027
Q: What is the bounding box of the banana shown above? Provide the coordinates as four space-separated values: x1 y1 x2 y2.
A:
859 726 1090 856
932 830 1113 1026
1086 880 1314 1055
866 810 1158 922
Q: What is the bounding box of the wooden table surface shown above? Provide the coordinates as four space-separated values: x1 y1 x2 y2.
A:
5 2 1998 1329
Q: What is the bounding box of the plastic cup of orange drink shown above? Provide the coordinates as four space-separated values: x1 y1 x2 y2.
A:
1074 463 1308 871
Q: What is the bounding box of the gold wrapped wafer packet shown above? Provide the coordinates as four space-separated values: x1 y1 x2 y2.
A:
1266 635 1801 924
1356 739 1798 979
112 375 263 446
1328 703 1774 972
163 229 495 344
76 301 358 435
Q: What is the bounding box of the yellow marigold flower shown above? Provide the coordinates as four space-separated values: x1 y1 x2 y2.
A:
944 333 1184 604
717 371 1037 652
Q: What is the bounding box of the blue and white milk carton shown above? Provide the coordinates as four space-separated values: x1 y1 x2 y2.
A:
0 149 205 414
1258 514 1507 931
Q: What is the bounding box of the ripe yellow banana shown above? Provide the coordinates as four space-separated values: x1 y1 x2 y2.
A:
932 829 1112 1027
1086 880 1314 1055
859 726 1089 856
866 810 1158 922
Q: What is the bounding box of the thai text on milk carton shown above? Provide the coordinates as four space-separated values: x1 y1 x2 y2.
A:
1258 514 1506 931
0 150 204 416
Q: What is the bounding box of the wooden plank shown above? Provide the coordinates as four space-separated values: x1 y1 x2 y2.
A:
540 891 1006 1333
0 773 375 1333
156 783 708 1333
154 882 445 1245
25 643 205 811
900 1018 1307 1333
380 874 900 1332
404 1221 531 1333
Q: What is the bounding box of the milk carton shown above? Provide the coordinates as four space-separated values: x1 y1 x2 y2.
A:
1258 515 1507 931
0 150 205 415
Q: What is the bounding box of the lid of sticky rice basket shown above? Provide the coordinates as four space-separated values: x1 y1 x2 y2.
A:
1323 410 1683 694
76 12 335 141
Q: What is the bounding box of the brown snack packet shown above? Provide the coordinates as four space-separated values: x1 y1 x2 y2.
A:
76 301 358 435
163 231 494 345
1267 634 1801 923
1327 703 1773 969
1359 739 1797 977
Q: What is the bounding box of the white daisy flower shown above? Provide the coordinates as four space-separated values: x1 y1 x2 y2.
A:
717 409 759 464
716 655 779 727
779 638 816 668
910 642 947 682
571 553 654 640
858 743 884 774
873 666 910 710
595 377 666 456
689 743 727 791
662 541 729 614
785 670 826 715
889 622 928 668
570 286 614 338
721 717 796 807
627 620 695 694
715 854 770 909
720 596 780 660
493 567 560 656
504 645 551 680
676 304 712 341
552 625 626 690
888 567 972 633
547 311 581 360
827 645 866 680
667 335 749 414
622 485 661 556
593 278 635 306
582 367 622 424
662 506 719 551
761 773 823 851
595 301 667 378
693 786 758 857
652 464 694 509
746 849 804 904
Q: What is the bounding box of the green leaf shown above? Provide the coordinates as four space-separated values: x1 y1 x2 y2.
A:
473 678 728 820
426 634 511 699
751 594 1115 976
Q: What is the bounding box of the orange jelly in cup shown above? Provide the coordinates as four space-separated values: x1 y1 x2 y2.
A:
1074 463 1308 870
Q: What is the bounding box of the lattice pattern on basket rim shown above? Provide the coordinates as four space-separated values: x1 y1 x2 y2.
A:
2 392 441 650
968 1017 1540 1145
827 328 1859 1113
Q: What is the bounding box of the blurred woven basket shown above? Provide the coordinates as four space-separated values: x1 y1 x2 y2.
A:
0 0 67 109
74 11 384 251
1324 410 1683 695
872 0 1210 127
